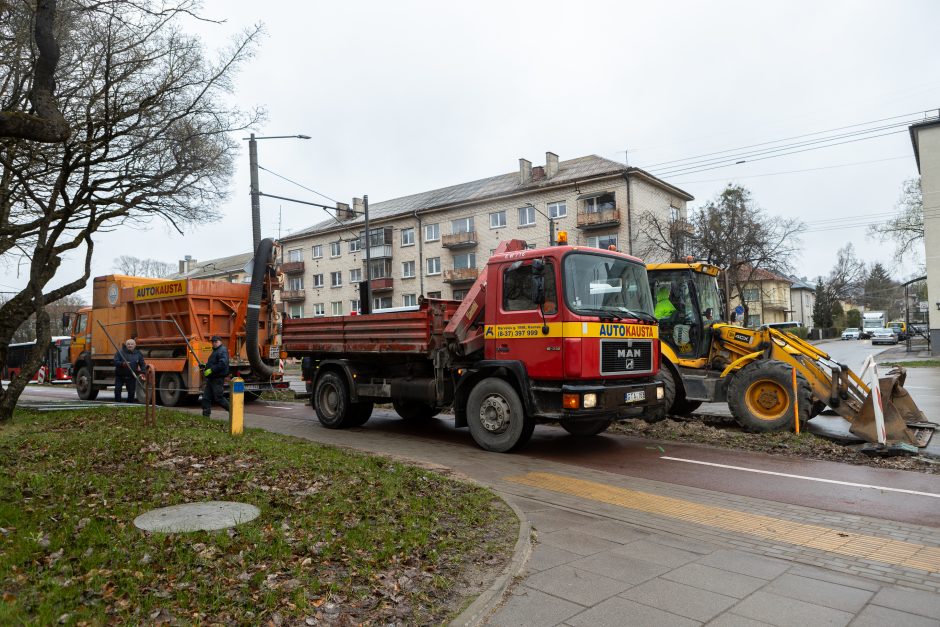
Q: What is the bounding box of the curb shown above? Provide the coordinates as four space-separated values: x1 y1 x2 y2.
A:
450 497 533 627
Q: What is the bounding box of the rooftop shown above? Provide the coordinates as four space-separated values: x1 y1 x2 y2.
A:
166 251 254 279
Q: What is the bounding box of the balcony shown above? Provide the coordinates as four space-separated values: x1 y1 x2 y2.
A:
280 260 305 274
281 289 305 302
370 277 394 292
365 244 393 259
443 267 480 283
576 208 621 230
442 231 478 249
670 219 694 237
763 298 790 310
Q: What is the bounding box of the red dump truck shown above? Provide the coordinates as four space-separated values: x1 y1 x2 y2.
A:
282 239 664 452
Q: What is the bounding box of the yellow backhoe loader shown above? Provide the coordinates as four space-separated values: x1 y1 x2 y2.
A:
646 262 928 448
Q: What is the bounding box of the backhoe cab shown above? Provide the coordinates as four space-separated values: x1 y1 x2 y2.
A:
647 262 928 448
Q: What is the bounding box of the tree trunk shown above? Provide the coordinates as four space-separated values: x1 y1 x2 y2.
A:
0 307 51 422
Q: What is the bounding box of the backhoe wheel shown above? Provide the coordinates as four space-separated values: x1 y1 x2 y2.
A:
158 372 185 407
314 371 354 429
348 402 374 427
728 361 811 432
560 418 610 436
647 367 676 423
392 399 441 421
75 366 98 401
672 398 703 415
467 378 534 452
809 400 827 418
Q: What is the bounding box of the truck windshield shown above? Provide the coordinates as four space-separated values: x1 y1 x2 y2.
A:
692 272 724 325
563 253 653 318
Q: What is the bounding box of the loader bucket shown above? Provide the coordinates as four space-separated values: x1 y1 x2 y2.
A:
849 367 925 445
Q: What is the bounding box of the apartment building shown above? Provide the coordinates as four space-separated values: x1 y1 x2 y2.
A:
278 153 693 318
167 252 253 282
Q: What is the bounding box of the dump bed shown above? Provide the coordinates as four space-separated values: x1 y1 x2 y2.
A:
282 300 460 357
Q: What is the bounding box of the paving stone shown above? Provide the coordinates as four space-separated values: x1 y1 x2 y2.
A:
565 595 701 627
870 585 940 619
784 564 882 592
649 533 719 555
730 591 853 627
760 573 873 613
509 496 554 513
537 529 623 556
527 508 600 534
704 613 775 626
578 518 651 544
524 564 632 606
620 578 738 622
849 603 940 627
662 563 768 598
487 586 584 627
696 549 791 580
611 538 701 568
568 552 670 585
526 544 583 573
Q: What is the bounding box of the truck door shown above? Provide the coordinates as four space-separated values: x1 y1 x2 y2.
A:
486 259 563 379
70 311 90 364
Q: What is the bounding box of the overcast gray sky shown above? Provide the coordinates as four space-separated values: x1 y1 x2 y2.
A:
10 0 940 301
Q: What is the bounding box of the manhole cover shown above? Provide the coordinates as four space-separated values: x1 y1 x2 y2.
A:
134 501 260 532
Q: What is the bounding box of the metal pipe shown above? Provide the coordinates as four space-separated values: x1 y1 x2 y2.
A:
249 133 260 252
413 209 424 295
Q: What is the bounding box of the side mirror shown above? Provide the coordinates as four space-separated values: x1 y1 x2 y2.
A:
61 313 71 330
531 260 546 305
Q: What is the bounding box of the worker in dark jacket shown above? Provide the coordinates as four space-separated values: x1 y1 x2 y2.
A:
113 338 146 402
201 335 230 417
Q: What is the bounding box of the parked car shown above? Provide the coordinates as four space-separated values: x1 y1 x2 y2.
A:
870 328 899 345
841 327 861 340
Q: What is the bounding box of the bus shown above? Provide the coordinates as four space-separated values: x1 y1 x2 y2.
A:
2 336 73 383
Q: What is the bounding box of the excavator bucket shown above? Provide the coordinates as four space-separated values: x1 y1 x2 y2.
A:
849 367 926 446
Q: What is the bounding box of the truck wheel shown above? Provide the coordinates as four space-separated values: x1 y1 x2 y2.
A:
560 419 610 436
158 372 185 407
348 402 374 427
467 378 534 452
75 366 98 401
244 391 262 404
392 399 441 421
728 361 811 432
314 371 353 429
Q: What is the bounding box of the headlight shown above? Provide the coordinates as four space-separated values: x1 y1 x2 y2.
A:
583 393 597 409
656 386 665 400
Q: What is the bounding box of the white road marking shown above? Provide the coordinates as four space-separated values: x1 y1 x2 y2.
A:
660 456 940 499
258 403 297 410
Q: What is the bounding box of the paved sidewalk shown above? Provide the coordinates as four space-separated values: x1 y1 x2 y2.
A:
230 409 940 626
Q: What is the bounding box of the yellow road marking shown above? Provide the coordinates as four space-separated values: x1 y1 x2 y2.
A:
505 471 940 574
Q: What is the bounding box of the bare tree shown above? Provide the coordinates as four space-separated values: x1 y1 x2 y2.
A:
0 1 264 420
826 243 866 302
0 293 85 343
868 178 923 263
114 255 175 278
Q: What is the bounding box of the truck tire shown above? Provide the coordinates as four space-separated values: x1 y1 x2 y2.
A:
314 371 354 429
727 361 811 433
560 418 610 436
244 391 262 404
348 402 374 427
158 372 185 407
75 366 98 401
392 399 440 421
467 378 534 452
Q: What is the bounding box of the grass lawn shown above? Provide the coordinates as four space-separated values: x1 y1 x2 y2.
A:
881 360 940 368
0 408 517 625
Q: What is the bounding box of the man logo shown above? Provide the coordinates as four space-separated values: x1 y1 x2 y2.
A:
617 348 641 358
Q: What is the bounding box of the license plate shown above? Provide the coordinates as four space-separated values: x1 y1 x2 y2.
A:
624 391 645 403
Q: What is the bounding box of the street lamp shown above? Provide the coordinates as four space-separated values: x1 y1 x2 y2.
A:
524 203 556 247
244 133 311 251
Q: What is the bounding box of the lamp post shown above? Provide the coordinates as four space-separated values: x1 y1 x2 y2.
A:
245 133 311 251
525 203 555 246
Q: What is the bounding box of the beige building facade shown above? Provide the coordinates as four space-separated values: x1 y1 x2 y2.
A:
728 268 794 327
278 153 693 317
910 119 940 354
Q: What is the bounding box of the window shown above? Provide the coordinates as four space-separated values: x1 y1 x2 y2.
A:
313 303 325 317
401 227 415 247
587 234 617 250
287 248 303 262
289 304 303 319
368 259 392 279
453 252 476 270
548 201 567 219
331 301 343 316
402 260 416 278
330 241 341 257
489 210 506 228
452 217 474 234
426 256 441 275
518 206 535 226
288 276 303 291
503 260 557 313
373 296 392 310
584 192 615 213
76 313 88 334
312 273 324 288
350 299 360 314
425 223 440 242
402 293 417 307
452 289 469 300
330 271 342 287
427 291 442 299
349 268 362 284
348 238 361 253
745 314 761 328
670 206 680 221
312 244 323 259
743 288 760 302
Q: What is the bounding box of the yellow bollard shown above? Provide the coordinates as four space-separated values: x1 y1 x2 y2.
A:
230 377 244 435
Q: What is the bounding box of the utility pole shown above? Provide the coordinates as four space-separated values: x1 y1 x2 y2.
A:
249 133 260 251
363 194 371 311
